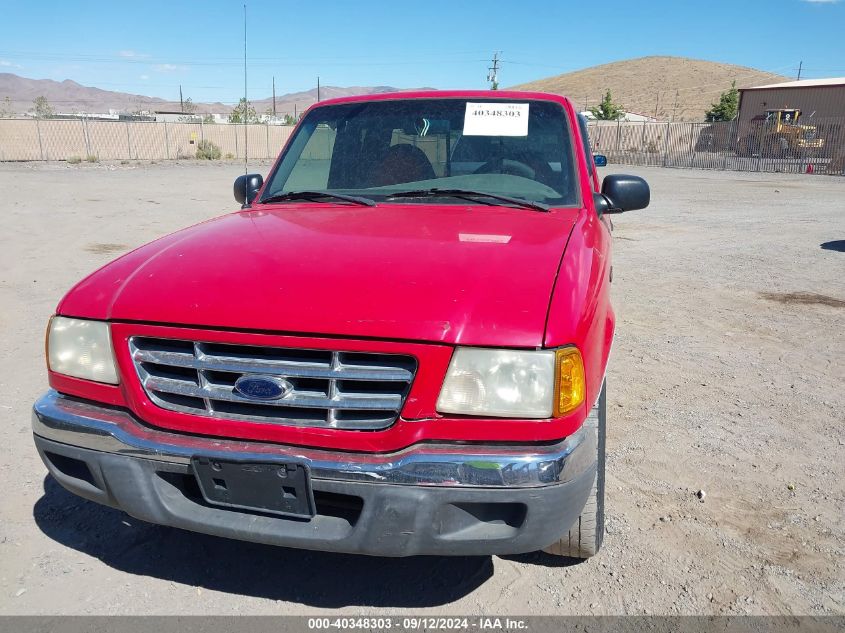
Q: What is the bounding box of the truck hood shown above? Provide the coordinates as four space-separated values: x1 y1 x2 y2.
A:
59 203 581 347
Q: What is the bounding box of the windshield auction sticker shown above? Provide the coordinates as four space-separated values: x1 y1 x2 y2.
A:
463 102 529 136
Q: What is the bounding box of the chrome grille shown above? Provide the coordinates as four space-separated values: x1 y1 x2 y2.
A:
129 337 417 430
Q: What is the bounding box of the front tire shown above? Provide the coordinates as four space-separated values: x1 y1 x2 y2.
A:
543 380 606 558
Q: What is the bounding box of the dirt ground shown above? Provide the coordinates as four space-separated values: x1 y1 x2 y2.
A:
0 161 842 616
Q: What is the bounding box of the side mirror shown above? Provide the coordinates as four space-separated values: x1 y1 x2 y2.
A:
234 173 264 207
600 174 649 213
593 154 608 167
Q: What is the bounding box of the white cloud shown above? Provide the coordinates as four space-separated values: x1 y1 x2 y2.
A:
0 59 22 68
801 0 841 3
153 63 187 73
118 50 150 58
139 74 150 80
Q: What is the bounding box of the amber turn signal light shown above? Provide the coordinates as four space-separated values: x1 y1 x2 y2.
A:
554 347 586 416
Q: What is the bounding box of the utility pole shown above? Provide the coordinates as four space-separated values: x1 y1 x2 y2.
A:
317 76 321 102
272 76 276 117
797 61 803 81
179 85 184 113
487 52 500 90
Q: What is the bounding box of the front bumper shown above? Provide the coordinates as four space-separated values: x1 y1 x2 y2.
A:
32 390 596 556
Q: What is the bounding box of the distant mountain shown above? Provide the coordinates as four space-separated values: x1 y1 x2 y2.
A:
0 73 225 114
251 85 435 118
2 56 794 121
0 73 430 116
511 56 791 121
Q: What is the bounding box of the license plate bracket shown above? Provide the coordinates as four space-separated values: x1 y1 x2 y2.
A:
191 456 315 518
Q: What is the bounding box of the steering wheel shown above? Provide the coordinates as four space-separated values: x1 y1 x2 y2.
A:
473 154 555 185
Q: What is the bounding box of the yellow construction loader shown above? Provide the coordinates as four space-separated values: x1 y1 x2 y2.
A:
738 109 825 158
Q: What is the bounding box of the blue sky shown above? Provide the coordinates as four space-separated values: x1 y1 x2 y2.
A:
1 0 844 105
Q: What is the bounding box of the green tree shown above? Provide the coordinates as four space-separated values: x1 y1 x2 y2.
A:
282 113 297 125
177 97 200 122
33 95 54 118
228 98 258 124
705 81 739 122
590 90 624 121
202 113 216 124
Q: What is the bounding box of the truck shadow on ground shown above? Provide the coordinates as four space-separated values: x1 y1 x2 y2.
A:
820 240 845 252
33 476 494 607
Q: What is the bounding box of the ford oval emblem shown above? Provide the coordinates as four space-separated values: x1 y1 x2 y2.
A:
233 375 293 401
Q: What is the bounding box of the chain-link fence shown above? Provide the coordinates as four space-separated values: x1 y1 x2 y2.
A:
2 115 844 176
0 119 294 162
587 116 845 175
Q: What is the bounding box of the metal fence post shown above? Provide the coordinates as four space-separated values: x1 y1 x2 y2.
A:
755 120 765 173
722 120 733 171
200 120 204 143
82 118 91 157
687 123 697 167
662 120 670 167
125 121 132 159
266 124 270 158
614 119 621 159
164 121 170 159
36 118 45 160
641 120 647 155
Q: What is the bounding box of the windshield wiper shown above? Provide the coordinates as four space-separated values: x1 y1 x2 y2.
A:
386 188 549 212
261 190 376 207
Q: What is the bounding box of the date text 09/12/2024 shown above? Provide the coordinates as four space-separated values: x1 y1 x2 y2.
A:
307 617 528 630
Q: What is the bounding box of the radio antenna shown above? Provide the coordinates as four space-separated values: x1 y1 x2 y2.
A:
243 3 248 185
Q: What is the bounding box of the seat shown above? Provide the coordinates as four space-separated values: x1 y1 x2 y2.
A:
369 144 436 186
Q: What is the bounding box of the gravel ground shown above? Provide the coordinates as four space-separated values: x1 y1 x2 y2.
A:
0 161 843 615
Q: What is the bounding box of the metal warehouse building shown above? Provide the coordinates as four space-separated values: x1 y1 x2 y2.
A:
735 77 845 166
738 77 845 120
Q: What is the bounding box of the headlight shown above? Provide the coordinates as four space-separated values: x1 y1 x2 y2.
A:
47 316 119 384
436 346 585 418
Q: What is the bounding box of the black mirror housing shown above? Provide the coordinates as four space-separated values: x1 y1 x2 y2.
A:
600 174 649 212
234 173 264 207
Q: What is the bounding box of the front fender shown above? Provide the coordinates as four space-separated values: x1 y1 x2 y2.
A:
544 208 614 416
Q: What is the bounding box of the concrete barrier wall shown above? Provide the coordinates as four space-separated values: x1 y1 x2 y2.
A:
0 119 294 161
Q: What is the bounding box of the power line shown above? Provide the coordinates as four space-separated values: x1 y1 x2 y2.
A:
0 49 488 68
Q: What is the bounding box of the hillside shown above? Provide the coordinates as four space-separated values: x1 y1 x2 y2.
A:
1 56 793 121
511 56 791 121
250 85 433 118
0 73 226 114
0 73 423 116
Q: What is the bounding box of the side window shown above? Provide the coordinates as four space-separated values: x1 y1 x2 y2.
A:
577 114 594 179
284 124 336 190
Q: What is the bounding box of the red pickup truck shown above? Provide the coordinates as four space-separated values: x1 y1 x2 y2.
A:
33 90 648 558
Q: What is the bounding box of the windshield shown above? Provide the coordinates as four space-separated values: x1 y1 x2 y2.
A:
260 98 580 207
